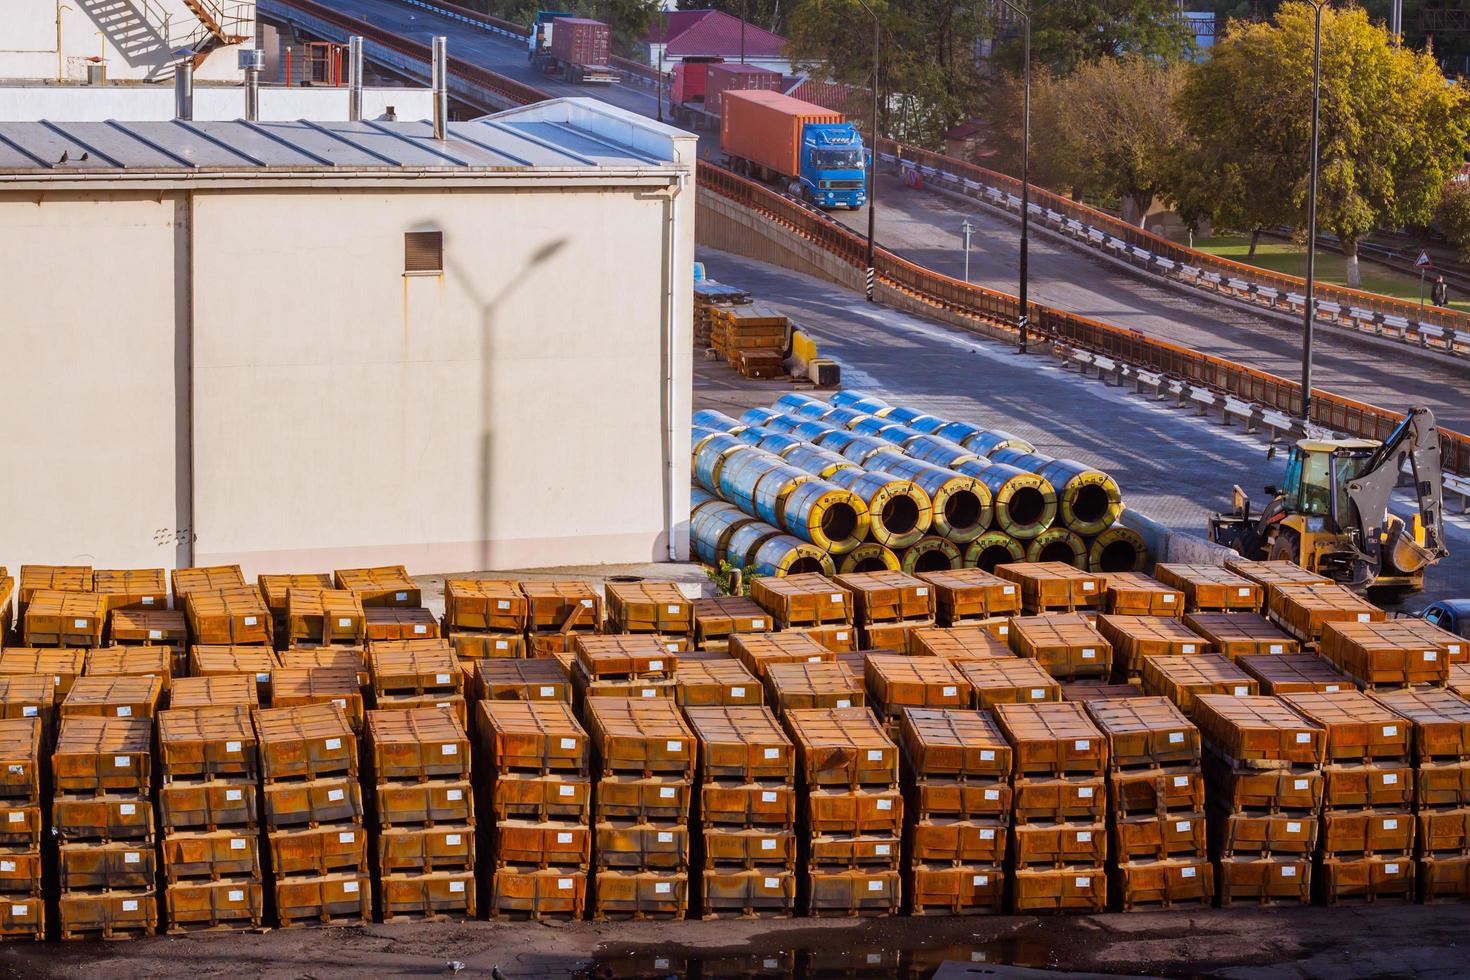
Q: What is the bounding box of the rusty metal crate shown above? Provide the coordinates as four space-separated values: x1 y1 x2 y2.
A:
784 707 898 789
909 819 1007 864
59 674 163 720
267 824 368 876
864 655 971 721
258 573 333 621
448 630 525 659
1110 857 1213 911
57 889 157 940
1280 691 1412 763
1319 809 1414 856
1152 564 1262 612
0 805 41 847
378 825 475 873
763 662 864 715
492 820 589 866
1110 768 1207 815
1205 758 1323 813
684 705 793 785
1237 653 1351 695
1317 855 1414 905
785 624 859 653
916 568 1022 624
1083 696 1200 770
1417 807 1470 853
804 789 903 836
170 675 258 711
492 774 584 823
521 580 603 633
692 596 774 648
477 701 588 775
592 869 689 921
445 579 529 632
1062 682 1144 703
17 565 91 607
0 676 52 734
369 644 461 697
905 863 1004 915
730 632 836 680
1371 688 1470 762
804 868 900 917
380 871 475 921
700 867 794 919
1097 615 1211 676
185 588 272 646
832 571 935 625
52 794 153 842
363 606 439 643
750 573 853 629
159 829 260 881
158 779 257 833
900 707 1012 786
278 644 367 686
595 821 689 869
1420 853 1470 902
255 702 357 782
285 589 366 647
332 565 419 608
1393 619 1465 664
606 582 694 636
376 779 473 828
1009 613 1112 680
674 660 762 708
0 848 42 895
1266 583 1386 644
23 590 107 647
585 697 695 779
1211 811 1318 856
274 872 370 927
92 568 168 612
701 825 796 868
1224 557 1332 591
994 562 1104 613
171 565 245 600
956 658 1061 710
270 668 362 731
698 779 795 829
1141 654 1259 718
371 693 468 727
106 610 183 665
158 705 257 782
1452 663 1470 697
475 659 571 704
576 635 677 681
1102 573 1185 617
909 626 1014 662
1320 762 1414 810
163 879 264 933
489 866 586 920
1321 620 1453 689
59 839 157 890
366 707 470 782
1112 812 1206 861
84 645 171 692
992 701 1107 776
1194 695 1325 766
1011 775 1106 824
53 715 152 793
1181 612 1299 660
0 647 84 705
1010 865 1107 912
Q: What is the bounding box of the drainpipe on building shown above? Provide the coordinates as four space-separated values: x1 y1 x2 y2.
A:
661 171 688 562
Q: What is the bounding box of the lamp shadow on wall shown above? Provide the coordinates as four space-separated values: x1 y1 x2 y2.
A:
446 237 568 572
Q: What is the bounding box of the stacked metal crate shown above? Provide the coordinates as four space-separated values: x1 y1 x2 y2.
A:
477 701 591 920
1372 689 1470 903
365 707 475 920
1084 697 1212 911
994 562 1104 615
993 701 1109 913
749 573 856 654
731 633 837 682
1181 612 1299 660
1152 564 1263 615
1142 654 1260 720
189 645 280 709
899 708 1011 915
257 574 333 645
783 707 902 916
52 714 157 938
674 658 762 710
691 596 773 655
915 568 1022 626
255 703 369 927
1009 614 1113 685
0 719 43 939
1238 653 1352 696
285 589 367 653
683 705 797 918
584 696 694 919
572 635 678 704
833 571 935 652
271 667 365 735
367 640 466 726
1096 615 1208 682
156 705 265 931
1266 583 1385 648
1280 691 1416 904
1101 573 1184 617
444 578 529 665
605 581 695 657
865 655 972 740
522 581 603 659
1195 695 1324 905
956 658 1061 711
473 658 573 706
764 661 865 714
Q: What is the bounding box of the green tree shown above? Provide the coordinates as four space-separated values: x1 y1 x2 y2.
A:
468 0 661 56
1175 3 1468 286
1437 180 1470 260
989 0 1195 76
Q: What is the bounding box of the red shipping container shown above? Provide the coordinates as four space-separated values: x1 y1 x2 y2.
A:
707 63 783 117
551 18 611 69
722 90 845 180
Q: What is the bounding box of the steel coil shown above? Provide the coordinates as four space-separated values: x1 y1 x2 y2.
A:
774 392 827 416
832 435 905 468
694 433 748 493
735 426 804 456
885 406 938 427
988 448 1053 470
850 415 899 437
1025 527 1088 567
837 543 901 574
871 457 992 544
750 462 815 530
715 448 787 513
780 479 870 554
816 429 860 453
831 391 891 414
761 413 809 434
1087 525 1149 573
933 419 985 446
691 487 716 513
750 534 836 577
784 443 856 480
792 419 841 444
692 409 745 433
953 460 1057 540
691 501 758 566
904 434 981 469
904 414 951 435
821 405 875 428
964 531 1026 571
900 535 964 574
988 451 1121 536
725 519 783 569
964 430 1035 457
739 407 782 428
825 467 932 549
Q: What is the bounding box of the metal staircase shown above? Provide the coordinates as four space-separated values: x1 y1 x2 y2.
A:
179 0 251 48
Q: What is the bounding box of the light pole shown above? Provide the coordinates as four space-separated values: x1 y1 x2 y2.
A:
961 218 975 282
1301 0 1329 421
655 9 666 122
855 0 881 301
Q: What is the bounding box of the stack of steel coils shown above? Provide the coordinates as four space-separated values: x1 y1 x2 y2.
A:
690 393 1146 577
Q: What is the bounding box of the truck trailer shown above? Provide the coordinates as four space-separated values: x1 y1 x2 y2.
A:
529 13 619 85
720 89 867 209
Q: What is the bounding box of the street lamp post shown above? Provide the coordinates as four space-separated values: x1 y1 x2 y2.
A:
855 0 881 301
1301 0 1329 421
962 218 974 282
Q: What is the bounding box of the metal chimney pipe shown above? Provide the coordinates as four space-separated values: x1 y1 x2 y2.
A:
174 57 194 121
432 36 448 140
348 36 364 122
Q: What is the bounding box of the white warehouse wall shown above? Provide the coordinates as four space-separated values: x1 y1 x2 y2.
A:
0 86 434 122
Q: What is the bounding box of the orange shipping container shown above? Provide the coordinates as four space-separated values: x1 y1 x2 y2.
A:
722 90 845 181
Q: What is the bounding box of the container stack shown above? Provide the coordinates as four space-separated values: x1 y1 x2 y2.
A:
584 697 694 919
993 701 1109 913
683 706 797 918
0 719 43 940
1371 689 1470 903
366 707 476 920
1279 692 1416 904
708 303 789 379
783 707 902 916
477 701 590 920
255 703 369 927
899 708 1010 914
1195 695 1324 905
156 705 264 931
833 571 935 652
53 714 157 938
444 578 529 663
1084 697 1212 910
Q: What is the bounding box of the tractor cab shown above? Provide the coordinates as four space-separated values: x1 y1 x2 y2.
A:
1278 438 1382 530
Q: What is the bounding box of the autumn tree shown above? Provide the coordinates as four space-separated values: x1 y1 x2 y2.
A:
1437 180 1470 260
988 0 1195 76
1175 2 1468 285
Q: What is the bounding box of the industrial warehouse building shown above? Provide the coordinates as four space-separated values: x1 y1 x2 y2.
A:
0 98 695 576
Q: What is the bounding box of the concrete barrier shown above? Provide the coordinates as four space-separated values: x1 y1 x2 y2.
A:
1120 509 1236 567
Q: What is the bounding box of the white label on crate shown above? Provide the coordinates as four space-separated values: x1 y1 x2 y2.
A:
1175 776 1190 787
1451 644 1462 656
1182 644 1196 654
1169 731 1185 744
655 882 671 894
1030 689 1045 700
1081 649 1096 659
1384 819 1399 830
226 789 243 801
1270 644 1284 654
325 738 341 751
875 844 891 856
122 900 138 912
333 699 347 710
877 799 892 810
999 626 1009 636
0 862 10 873
1325 685 1341 693
1181 867 1197 879
866 955 882 965
666 740 682 753
654 959 669 970
20 707 34 718
649 660 664 673
1003 586 1016 596
449 881 465 894
731 687 747 699
1163 594 1175 604
666 644 679 653
1383 773 1398 785
763 748 780 760
436 673 451 685
1075 877 1090 887
867 750 884 762
1424 651 1438 662
580 599 595 609
10 906 24 917
830 594 844 603
760 838 777 851
1074 740 1089 751
445 789 465 803
660 787 676 799
337 618 352 628
113 755 129 768
1286 822 1301 834
53 676 61 686
149 629 163 640
6 767 19 776
244 616 257 627
230 839 246 850
228 890 245 903
916 588 929 598
762 791 777 803
1078 787 1094 799
1294 779 1309 791
984 789 1000 800
943 686 958 697
73 618 88 629
1386 863 1400 875
558 738 577 751
441 743 458 756
339 831 355 844
1233 686 1249 696
496 641 509 651
1077 831 1092 842
444 834 463 849
140 596 154 606
1176 820 1191 832
980 750 995 761
973 874 989 886
558 785 575 798
124 852 140 864
836 632 850 641
667 605 680 615
836 700 851 709
867 881 883 892
496 600 511 610
753 619 765 630
531 686 551 698
559 879 573 890
655 832 674 844
395 592 408 602
1083 583 1096 593
226 741 241 754
1296 732 1312 744
328 789 345 802
764 879 779 891
415 625 428 635
1356 613 1371 622
1383 725 1398 737
116 706 131 717
979 829 995 840
641 689 656 698
5 814 19 824
343 881 359 894
1281 866 1296 877
254 671 272 681
557 832 573 844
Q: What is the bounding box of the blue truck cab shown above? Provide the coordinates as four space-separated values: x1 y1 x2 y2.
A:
528 10 573 62
801 124 868 209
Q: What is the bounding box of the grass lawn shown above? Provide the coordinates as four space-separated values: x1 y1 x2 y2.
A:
1192 236 1470 313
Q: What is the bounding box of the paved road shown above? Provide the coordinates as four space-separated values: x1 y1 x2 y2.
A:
694 247 1470 605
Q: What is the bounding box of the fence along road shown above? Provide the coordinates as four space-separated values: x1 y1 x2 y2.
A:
266 0 1470 483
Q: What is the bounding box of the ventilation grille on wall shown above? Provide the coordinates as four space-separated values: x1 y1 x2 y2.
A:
404 231 443 274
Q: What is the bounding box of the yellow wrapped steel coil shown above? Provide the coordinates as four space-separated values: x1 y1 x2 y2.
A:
825 467 933 549
953 460 1057 540
871 456 992 544
964 531 1026 571
783 443 857 480
1087 525 1149 573
1024 527 1088 568
725 519 783 569
750 534 836 577
900 536 965 574
837 543 902 574
992 450 1122 537
780 480 870 555
830 390 892 414
691 501 758 567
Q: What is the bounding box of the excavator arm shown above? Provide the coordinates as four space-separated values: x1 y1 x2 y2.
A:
1341 407 1448 584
